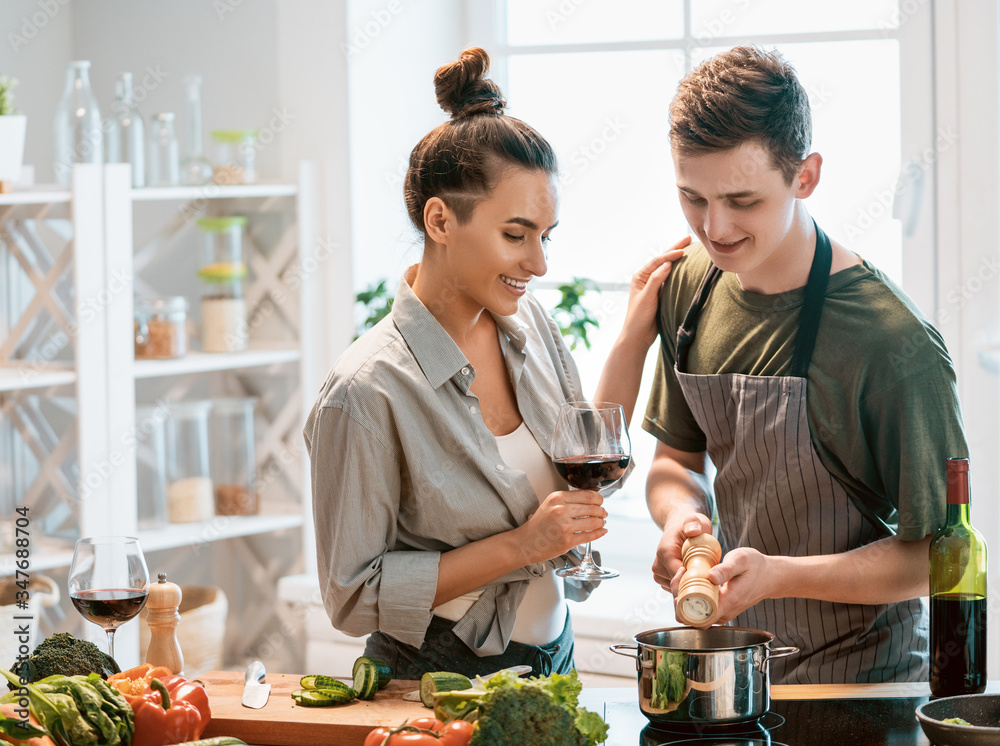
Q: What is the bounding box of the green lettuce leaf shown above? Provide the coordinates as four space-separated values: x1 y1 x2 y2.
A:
574 707 610 746
0 715 51 740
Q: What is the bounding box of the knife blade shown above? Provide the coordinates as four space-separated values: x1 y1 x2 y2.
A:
242 660 271 709
401 665 533 701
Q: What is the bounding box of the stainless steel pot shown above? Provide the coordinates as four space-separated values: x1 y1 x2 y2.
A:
610 626 798 725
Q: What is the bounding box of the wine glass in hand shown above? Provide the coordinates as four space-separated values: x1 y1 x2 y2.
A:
551 401 631 580
68 536 149 662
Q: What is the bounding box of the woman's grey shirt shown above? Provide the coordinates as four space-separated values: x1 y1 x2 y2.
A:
304 278 589 656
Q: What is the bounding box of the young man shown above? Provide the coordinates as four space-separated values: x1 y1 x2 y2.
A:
644 46 968 684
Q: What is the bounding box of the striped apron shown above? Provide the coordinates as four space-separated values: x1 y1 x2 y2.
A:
673 224 927 684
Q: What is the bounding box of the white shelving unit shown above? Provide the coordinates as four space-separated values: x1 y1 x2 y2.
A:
1 162 322 665
1 165 106 578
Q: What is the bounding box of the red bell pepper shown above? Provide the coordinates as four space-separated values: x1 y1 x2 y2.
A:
156 675 212 725
127 678 209 746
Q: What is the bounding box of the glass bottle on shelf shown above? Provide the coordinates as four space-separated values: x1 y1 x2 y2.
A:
147 113 180 187
106 73 146 188
135 405 168 530
929 457 988 697
210 398 258 516
180 74 212 186
53 60 103 186
165 401 214 523
196 216 248 353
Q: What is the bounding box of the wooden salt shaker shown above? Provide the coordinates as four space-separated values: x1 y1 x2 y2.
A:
144 572 184 675
675 533 723 627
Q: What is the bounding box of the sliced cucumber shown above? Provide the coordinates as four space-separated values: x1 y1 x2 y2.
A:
419 672 473 708
299 674 350 691
356 655 393 689
291 687 355 706
352 659 379 700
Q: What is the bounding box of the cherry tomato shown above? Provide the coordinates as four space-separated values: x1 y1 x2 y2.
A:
363 727 393 746
410 716 445 732
439 719 475 746
362 719 447 746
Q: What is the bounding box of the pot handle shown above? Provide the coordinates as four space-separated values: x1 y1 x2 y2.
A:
609 644 638 660
609 644 640 673
764 645 799 663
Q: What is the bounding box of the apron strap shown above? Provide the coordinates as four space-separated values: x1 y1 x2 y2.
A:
673 220 833 378
675 265 723 374
789 222 832 379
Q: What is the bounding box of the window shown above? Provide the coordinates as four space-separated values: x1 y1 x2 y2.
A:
479 0 931 517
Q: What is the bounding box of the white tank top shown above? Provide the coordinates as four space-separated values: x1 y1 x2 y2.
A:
432 421 567 645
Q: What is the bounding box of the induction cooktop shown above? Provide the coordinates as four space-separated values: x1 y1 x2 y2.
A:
593 695 934 746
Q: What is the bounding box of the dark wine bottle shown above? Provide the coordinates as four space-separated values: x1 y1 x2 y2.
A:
929 457 988 697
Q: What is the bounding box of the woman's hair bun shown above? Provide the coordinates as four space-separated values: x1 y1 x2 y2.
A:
435 47 506 119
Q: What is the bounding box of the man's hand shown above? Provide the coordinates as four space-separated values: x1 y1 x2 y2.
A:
653 512 713 590
708 547 776 623
666 535 934 627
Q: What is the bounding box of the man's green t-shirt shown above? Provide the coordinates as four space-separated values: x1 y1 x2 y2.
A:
643 244 968 541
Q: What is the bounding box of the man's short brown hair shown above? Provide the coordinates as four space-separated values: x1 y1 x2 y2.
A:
669 46 812 184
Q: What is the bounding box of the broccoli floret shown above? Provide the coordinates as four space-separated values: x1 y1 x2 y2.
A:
8 633 120 688
470 686 584 746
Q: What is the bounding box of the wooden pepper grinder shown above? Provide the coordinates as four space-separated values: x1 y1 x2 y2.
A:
675 533 723 627
144 572 184 675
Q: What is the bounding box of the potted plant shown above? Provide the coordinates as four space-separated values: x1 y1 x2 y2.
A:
354 279 395 340
0 75 26 192
551 277 602 350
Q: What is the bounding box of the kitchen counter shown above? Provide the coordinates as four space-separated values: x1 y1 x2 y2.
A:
581 681 1000 745
199 671 999 745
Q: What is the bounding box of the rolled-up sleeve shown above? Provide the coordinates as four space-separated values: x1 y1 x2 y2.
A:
307 404 441 647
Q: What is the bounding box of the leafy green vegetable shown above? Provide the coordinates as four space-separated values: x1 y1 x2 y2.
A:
473 685 580 746
0 668 133 746
573 707 611 746
432 669 608 746
650 651 687 709
0 714 50 740
9 632 120 686
943 716 973 726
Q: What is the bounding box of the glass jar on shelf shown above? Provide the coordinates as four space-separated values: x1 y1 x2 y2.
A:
197 216 248 353
134 297 188 360
165 401 214 523
134 405 168 530
210 130 258 185
210 398 258 516
148 113 180 187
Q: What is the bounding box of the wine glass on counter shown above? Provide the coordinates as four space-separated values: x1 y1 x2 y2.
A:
551 401 631 581
68 536 150 662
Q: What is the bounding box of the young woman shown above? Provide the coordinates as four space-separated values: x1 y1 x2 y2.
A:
305 47 689 679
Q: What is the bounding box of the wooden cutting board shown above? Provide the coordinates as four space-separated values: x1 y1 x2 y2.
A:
198 670 429 746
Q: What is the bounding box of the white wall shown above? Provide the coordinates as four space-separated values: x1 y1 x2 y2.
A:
71 0 284 182
347 0 466 294
0 0 74 179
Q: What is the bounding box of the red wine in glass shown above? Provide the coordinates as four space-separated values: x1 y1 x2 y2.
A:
551 401 631 581
70 589 149 627
68 536 149 662
554 455 632 491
